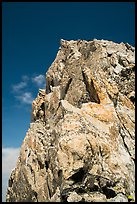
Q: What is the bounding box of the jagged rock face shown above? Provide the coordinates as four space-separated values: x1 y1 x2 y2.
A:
6 39 135 202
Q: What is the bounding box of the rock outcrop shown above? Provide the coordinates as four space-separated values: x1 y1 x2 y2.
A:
6 39 135 202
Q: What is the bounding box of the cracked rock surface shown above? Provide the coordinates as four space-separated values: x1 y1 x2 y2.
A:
6 39 135 202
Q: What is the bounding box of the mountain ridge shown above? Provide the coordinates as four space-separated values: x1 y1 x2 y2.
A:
6 38 135 202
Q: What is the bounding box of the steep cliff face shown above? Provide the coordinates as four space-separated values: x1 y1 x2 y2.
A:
6 39 135 202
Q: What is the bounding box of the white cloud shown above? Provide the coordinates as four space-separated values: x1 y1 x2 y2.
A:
22 75 29 82
16 92 34 104
12 74 45 107
32 74 45 87
2 147 20 175
12 81 27 92
12 75 30 93
2 147 20 202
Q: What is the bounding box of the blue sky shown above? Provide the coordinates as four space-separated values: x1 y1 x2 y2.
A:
2 2 135 201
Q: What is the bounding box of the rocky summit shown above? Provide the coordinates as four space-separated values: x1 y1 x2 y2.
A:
6 39 135 202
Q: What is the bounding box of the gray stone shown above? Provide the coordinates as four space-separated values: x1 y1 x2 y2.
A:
108 193 128 202
114 64 123 74
67 192 82 202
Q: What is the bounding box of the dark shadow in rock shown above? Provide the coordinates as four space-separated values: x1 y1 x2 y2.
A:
102 186 116 199
45 160 49 170
38 160 44 169
61 188 72 202
68 168 85 183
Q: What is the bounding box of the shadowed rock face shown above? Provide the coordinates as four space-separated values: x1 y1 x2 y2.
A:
6 39 135 202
